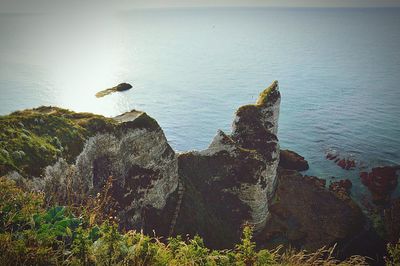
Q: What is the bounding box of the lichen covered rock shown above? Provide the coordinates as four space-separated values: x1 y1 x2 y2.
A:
0 107 181 230
75 111 178 229
177 131 268 247
45 111 179 230
175 81 281 248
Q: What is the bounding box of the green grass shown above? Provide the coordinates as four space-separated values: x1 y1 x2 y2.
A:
0 107 118 177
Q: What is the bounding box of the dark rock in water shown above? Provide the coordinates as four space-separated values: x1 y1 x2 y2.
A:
361 166 399 205
279 149 309 171
95 82 133 98
115 82 133 91
256 168 365 251
338 159 347 169
325 151 356 170
326 153 338 160
336 158 356 170
329 179 352 200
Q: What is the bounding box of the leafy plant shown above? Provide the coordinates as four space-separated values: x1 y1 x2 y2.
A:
386 240 400 266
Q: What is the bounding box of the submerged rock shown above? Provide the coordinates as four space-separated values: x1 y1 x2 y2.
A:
326 151 356 170
279 149 309 171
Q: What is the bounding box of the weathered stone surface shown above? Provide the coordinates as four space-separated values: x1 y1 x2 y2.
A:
279 149 309 171
46 110 179 230
175 81 281 248
256 168 364 251
176 131 267 247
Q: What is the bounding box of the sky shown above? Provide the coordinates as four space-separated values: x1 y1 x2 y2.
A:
1 0 400 13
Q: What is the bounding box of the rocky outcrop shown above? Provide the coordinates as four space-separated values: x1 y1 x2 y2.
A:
95 82 133 98
360 166 399 205
40 110 179 231
115 82 133 91
175 81 281 247
279 149 309 171
74 111 178 229
1 80 369 253
326 151 356 170
256 169 364 251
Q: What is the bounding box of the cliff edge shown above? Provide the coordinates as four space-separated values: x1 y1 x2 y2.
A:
0 81 365 251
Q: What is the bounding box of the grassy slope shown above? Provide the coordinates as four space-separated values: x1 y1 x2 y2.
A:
0 106 118 177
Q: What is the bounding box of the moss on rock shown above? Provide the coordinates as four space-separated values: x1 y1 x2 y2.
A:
255 80 279 106
0 106 144 177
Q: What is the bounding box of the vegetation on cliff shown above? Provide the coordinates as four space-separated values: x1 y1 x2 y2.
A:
0 107 160 178
1 176 382 265
0 107 119 177
0 103 398 265
255 80 280 106
0 178 378 265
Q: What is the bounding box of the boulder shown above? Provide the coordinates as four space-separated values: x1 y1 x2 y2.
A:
95 82 133 98
360 166 399 205
279 149 309 171
256 169 364 251
115 82 133 91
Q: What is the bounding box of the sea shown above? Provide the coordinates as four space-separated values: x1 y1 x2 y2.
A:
0 7 399 201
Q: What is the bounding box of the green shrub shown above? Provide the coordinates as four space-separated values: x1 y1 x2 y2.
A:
0 176 372 265
386 240 400 266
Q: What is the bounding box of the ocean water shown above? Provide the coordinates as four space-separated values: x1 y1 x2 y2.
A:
0 7 399 200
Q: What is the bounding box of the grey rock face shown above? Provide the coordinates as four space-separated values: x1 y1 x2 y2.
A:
231 81 281 200
177 81 281 241
45 111 179 230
